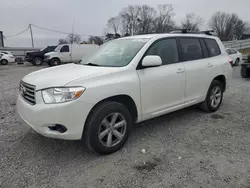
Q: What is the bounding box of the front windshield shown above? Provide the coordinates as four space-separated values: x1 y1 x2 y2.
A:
54 45 61 52
40 47 46 51
80 38 148 67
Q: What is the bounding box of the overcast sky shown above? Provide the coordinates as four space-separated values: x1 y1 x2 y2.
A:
1 0 250 47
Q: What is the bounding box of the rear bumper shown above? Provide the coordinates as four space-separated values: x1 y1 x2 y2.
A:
8 58 15 63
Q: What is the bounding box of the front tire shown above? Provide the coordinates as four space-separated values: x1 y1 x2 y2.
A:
0 59 8 65
33 57 43 66
84 101 132 155
200 80 223 112
50 58 61 66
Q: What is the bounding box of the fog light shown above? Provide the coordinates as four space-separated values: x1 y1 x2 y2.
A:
48 124 67 133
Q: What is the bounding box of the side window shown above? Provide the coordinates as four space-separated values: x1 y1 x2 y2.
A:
226 49 231 55
200 39 209 58
204 39 221 57
230 49 237 54
145 38 179 65
179 38 203 61
60 45 69 52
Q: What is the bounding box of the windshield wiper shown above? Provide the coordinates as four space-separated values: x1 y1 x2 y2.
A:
85 62 100 66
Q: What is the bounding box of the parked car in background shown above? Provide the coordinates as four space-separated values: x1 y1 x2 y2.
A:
226 48 242 66
44 44 99 66
17 32 232 155
25 46 57 66
0 51 14 56
0 52 15 65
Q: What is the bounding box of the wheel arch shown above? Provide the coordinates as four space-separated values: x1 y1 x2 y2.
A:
0 59 8 64
213 75 226 92
86 94 138 124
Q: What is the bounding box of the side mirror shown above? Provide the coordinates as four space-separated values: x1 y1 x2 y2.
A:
142 55 162 67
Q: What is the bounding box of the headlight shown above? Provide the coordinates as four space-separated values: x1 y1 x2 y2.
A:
41 87 85 104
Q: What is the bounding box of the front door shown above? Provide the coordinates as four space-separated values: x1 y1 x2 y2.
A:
59 45 70 62
137 38 186 120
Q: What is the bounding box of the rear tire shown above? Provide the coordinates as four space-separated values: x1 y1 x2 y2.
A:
50 58 61 66
0 59 8 65
83 101 132 155
33 57 43 66
200 80 223 113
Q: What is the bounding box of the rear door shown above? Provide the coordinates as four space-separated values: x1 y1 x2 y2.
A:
178 37 212 104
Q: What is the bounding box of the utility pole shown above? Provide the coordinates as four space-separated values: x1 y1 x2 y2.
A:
70 21 74 63
29 24 34 47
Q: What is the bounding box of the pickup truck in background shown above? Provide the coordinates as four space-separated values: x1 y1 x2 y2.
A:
241 55 250 78
25 46 57 66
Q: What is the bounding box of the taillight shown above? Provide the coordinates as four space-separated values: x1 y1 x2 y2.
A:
229 59 233 66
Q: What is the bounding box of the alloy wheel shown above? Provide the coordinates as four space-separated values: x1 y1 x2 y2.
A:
210 86 222 108
98 112 127 148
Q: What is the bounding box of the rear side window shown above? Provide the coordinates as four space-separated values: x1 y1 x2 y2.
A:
145 38 179 65
179 38 203 61
60 45 69 52
200 39 209 58
204 39 221 57
230 49 237 54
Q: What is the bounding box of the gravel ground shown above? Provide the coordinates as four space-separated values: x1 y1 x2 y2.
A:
1 63 250 188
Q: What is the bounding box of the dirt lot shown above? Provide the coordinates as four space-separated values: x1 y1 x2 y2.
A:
1 63 250 188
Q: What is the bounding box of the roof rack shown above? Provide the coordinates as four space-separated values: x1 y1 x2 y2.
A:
170 29 216 36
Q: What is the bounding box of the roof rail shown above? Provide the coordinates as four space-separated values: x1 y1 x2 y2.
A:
170 29 217 36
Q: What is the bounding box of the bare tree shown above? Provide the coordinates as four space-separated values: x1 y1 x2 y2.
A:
181 13 203 31
119 5 141 35
234 19 249 40
137 5 156 34
154 4 175 33
66 34 81 44
88 36 104 45
58 38 68 45
209 12 249 41
107 17 120 34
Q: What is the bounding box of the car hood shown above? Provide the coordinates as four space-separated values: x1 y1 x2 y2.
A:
45 52 56 56
22 64 115 90
26 50 40 55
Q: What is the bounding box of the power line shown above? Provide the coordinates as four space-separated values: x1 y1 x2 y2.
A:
4 26 30 38
31 24 91 37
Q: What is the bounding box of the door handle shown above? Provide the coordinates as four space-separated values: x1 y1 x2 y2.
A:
207 63 214 67
176 68 185 74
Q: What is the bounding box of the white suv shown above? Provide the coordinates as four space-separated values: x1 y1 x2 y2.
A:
17 32 232 154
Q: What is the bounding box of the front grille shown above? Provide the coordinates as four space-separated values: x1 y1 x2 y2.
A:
19 81 36 105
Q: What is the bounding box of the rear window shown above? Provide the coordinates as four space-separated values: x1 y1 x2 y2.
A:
204 39 221 57
179 38 203 61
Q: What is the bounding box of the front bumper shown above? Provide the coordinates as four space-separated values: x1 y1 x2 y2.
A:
25 57 33 63
16 93 94 140
44 59 51 65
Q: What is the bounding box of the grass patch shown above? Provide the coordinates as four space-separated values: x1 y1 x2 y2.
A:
239 48 250 55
